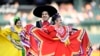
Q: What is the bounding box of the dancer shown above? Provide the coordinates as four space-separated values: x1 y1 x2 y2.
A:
0 16 25 56
33 5 57 28
32 13 92 56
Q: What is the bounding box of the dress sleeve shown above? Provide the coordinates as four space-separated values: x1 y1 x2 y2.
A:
46 26 56 38
1 27 11 37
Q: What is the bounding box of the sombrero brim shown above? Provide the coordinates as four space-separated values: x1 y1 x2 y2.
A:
33 5 57 17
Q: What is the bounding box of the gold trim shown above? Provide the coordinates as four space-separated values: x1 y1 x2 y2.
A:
64 38 70 46
42 52 55 56
71 51 80 56
77 29 84 42
71 29 84 56
30 49 38 56
32 28 43 56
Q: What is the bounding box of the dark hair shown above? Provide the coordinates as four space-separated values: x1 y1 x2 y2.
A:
51 13 60 25
14 17 20 25
41 11 50 17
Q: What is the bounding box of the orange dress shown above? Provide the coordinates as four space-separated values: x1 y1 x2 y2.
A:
32 25 92 56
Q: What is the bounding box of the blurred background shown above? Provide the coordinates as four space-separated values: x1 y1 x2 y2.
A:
0 0 100 56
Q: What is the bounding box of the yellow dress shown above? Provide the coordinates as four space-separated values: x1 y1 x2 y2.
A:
0 26 23 56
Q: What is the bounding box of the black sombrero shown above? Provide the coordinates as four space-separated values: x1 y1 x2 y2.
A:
33 5 57 17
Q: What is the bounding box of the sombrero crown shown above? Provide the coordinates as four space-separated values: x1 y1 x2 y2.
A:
33 5 57 17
